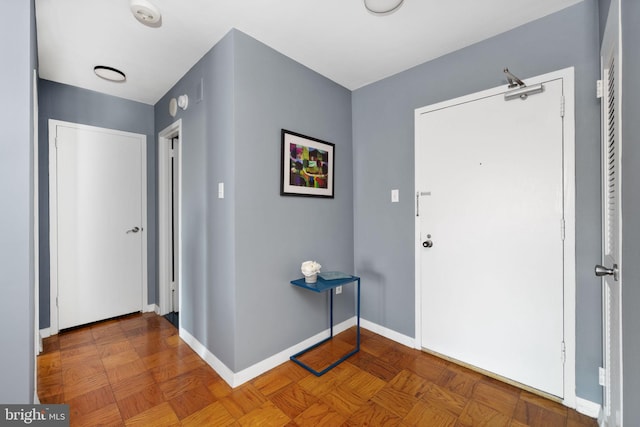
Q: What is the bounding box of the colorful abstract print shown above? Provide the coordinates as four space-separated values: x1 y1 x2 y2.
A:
289 143 329 189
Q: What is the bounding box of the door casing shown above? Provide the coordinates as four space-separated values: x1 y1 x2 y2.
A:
158 120 182 318
413 67 576 408
48 120 148 335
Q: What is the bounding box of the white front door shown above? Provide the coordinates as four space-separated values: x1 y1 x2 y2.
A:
415 72 572 398
599 0 623 424
50 121 146 330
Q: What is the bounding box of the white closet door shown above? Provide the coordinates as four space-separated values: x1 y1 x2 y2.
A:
599 0 623 423
53 123 145 330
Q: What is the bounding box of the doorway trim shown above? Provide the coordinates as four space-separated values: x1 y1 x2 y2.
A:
33 69 40 403
413 67 576 408
158 120 182 316
48 120 148 335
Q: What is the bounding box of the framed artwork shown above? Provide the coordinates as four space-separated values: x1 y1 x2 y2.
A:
281 129 334 198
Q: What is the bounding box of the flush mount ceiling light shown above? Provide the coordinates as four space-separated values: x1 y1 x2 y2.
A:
364 0 404 14
93 65 126 82
130 0 162 27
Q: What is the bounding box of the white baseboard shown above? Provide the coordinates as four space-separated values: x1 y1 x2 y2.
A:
575 397 601 419
233 316 357 387
39 328 51 354
179 327 236 387
179 316 357 388
359 318 416 349
145 304 159 314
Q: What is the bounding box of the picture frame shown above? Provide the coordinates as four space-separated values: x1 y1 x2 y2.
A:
281 129 335 198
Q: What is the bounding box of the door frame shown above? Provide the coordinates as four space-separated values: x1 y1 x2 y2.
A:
158 120 182 317
413 67 576 407
600 0 623 423
48 120 148 335
33 70 39 403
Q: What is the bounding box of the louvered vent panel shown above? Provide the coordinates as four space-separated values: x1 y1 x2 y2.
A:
606 57 618 257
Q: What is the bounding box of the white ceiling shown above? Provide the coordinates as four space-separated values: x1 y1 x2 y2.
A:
35 0 583 105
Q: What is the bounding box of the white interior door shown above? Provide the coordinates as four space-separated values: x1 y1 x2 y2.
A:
599 0 623 424
51 121 146 330
416 77 567 397
171 136 180 314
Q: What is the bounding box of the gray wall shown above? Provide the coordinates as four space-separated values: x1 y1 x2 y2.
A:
352 0 603 403
0 0 36 402
233 31 354 370
155 31 238 368
38 80 156 329
599 0 611 42
621 1 640 424
154 29 354 372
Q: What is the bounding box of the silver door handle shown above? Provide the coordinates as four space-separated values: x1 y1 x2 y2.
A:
126 226 141 234
595 264 618 281
422 240 433 248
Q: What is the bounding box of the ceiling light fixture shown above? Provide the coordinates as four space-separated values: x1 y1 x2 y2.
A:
93 65 126 82
364 0 404 14
130 0 162 27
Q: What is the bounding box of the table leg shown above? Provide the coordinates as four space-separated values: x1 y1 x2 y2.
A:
330 288 334 338
290 279 360 376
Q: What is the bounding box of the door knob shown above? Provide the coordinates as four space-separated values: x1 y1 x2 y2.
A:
422 240 433 248
126 226 141 234
595 264 618 281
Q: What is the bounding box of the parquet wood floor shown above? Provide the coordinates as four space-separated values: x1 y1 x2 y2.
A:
38 313 598 426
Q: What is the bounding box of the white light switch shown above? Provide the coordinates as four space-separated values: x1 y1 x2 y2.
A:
218 182 224 199
391 189 399 203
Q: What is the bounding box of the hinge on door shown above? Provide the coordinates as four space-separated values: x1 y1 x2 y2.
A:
560 96 565 117
560 218 566 241
596 80 603 99
599 366 606 386
54 138 58 149
56 296 58 307
561 341 566 364
170 148 176 158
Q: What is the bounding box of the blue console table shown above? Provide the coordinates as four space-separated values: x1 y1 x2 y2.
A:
289 274 361 376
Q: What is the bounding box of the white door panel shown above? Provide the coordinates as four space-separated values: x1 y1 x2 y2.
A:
600 0 623 423
417 78 565 397
54 123 145 330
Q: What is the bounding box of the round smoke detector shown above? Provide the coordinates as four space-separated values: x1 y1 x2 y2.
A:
364 0 404 14
130 0 161 26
